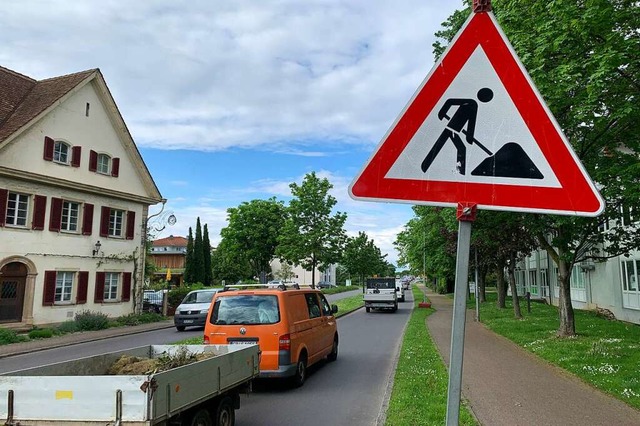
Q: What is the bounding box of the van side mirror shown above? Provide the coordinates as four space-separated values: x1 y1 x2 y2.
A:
396 287 400 292
331 304 338 314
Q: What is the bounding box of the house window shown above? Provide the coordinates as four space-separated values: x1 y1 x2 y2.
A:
621 260 639 292
104 272 119 301
6 192 29 226
53 141 70 164
55 271 74 303
61 201 80 232
97 154 111 174
109 209 124 237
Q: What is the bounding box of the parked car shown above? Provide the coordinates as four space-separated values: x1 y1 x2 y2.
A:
317 281 335 289
204 286 339 387
174 289 219 331
143 290 164 313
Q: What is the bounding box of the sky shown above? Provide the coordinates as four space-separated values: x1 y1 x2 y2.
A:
1 0 465 266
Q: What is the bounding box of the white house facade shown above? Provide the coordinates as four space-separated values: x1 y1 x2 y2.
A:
0 66 163 329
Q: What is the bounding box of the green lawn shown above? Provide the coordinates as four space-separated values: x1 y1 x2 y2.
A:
468 293 640 410
385 287 477 425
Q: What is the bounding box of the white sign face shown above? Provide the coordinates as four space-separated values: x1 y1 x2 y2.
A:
385 46 560 188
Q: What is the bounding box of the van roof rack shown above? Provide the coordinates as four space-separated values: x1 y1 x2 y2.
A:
220 283 318 292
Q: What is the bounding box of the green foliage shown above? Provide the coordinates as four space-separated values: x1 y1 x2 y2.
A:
0 328 27 345
220 198 286 280
184 227 195 284
276 172 347 285
212 238 253 283
56 320 79 334
203 223 213 285
342 231 389 284
114 312 164 326
74 310 110 331
28 328 54 339
193 218 206 283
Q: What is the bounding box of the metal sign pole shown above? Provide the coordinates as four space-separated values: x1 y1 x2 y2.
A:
475 247 480 322
446 203 476 425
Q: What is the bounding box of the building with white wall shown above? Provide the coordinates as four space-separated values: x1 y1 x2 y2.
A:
0 66 163 328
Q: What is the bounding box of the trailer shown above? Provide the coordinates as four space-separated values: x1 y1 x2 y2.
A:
0 344 259 426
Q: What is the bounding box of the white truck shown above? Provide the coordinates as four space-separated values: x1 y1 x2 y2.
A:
0 344 259 426
364 277 400 312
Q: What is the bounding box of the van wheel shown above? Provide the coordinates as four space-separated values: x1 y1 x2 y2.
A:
214 396 235 426
327 337 338 362
291 355 307 387
190 408 213 426
176 326 186 331
365 307 370 313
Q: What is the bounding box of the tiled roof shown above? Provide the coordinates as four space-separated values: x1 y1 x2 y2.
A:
0 65 97 143
153 235 188 247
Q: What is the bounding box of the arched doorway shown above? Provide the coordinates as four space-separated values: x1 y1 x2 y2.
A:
0 262 27 322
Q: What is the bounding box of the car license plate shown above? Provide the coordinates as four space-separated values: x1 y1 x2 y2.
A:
228 339 258 344
183 320 194 324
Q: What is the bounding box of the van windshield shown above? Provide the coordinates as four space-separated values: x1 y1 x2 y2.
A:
211 295 280 325
182 290 217 304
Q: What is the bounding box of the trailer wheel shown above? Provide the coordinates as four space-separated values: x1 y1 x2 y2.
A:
214 396 235 426
189 408 213 426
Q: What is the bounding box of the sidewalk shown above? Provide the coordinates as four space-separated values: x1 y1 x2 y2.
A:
421 287 640 426
0 319 175 359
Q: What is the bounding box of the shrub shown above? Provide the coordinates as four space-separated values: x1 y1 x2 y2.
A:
56 320 79 335
74 310 110 331
28 328 54 339
114 312 163 326
0 328 27 345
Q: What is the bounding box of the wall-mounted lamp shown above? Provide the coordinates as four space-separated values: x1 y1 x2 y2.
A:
92 240 102 257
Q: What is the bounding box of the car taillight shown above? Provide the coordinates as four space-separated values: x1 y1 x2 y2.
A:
203 335 210 344
279 334 291 351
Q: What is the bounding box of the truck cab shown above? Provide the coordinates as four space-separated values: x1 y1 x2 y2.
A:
363 277 399 312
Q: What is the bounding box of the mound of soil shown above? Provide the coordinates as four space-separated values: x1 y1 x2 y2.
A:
108 349 217 375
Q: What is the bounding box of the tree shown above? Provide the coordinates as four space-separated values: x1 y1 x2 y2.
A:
274 262 296 281
211 239 253 284
435 0 640 335
342 232 387 286
220 198 286 280
192 218 206 284
203 224 213 285
183 227 195 284
276 172 347 287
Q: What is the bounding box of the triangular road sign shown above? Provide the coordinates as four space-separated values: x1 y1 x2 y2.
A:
349 11 604 216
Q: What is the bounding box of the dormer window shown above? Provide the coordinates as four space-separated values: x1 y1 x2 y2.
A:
97 153 111 174
53 141 70 164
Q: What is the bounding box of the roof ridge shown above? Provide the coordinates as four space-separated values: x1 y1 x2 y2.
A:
38 68 98 83
0 65 36 83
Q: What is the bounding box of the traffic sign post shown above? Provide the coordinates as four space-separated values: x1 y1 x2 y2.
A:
348 0 604 424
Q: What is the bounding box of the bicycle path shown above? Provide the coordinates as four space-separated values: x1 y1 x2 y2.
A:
421 287 640 426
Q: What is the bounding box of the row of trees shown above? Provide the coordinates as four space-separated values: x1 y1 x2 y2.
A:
187 172 394 287
396 0 640 337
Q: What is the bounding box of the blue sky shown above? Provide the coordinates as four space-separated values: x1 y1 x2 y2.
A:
1 0 464 265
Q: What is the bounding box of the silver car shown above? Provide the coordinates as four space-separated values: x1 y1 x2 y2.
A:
174 289 219 331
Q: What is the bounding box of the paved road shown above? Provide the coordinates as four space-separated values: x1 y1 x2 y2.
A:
424 288 640 426
236 291 413 426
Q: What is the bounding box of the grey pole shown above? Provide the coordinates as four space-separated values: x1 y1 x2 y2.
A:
475 247 479 322
446 219 472 425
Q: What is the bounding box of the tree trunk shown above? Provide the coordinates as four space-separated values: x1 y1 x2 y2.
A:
478 264 488 303
496 261 507 309
556 255 576 337
507 255 522 319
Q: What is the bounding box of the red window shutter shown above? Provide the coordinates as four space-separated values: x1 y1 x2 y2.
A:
82 203 94 235
122 272 132 302
89 150 98 172
111 158 120 177
0 188 7 227
94 272 105 303
43 137 54 161
100 206 110 237
126 210 136 240
49 197 63 232
32 195 47 230
43 270 56 306
71 146 82 167
77 271 89 304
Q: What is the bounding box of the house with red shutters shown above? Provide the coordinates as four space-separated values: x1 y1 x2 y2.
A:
0 65 163 329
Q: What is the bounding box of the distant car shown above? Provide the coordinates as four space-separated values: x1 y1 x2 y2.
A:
317 281 335 289
174 289 219 331
142 290 164 313
268 280 299 289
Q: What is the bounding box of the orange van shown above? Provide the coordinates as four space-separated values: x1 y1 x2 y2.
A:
203 285 339 386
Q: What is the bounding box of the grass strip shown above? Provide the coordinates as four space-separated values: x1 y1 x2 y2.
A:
385 286 477 425
469 293 640 410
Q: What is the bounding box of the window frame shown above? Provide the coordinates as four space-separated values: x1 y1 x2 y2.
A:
61 200 80 232
104 272 120 301
55 271 75 304
97 153 111 175
53 141 71 165
6 191 30 227
109 209 125 237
